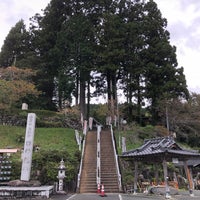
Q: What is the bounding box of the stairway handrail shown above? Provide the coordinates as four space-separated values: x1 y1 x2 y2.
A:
93 118 103 127
77 134 86 189
96 125 101 185
110 124 122 190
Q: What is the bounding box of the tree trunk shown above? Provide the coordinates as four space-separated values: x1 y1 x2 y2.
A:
75 71 80 106
86 79 90 120
107 72 117 121
80 81 86 120
136 76 142 125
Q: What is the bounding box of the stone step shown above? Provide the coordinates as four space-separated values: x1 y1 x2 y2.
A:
100 130 119 193
80 130 120 193
79 131 97 193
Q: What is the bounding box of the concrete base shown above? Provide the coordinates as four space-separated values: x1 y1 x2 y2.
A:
0 185 54 199
56 190 67 194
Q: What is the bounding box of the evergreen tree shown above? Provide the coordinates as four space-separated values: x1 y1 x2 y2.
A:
95 0 126 119
142 0 189 123
0 20 30 68
55 13 96 115
120 0 145 123
29 0 73 110
0 0 189 124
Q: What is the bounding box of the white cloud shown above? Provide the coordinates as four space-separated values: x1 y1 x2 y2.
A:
155 0 200 93
0 0 50 48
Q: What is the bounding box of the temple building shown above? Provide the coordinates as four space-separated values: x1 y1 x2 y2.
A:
121 136 200 198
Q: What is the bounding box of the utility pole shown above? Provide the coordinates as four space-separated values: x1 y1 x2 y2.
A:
13 55 17 66
166 106 169 134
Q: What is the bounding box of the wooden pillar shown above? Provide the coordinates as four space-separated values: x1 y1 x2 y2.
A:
133 161 138 194
173 171 179 189
155 165 159 185
183 161 194 196
190 168 194 189
163 159 171 199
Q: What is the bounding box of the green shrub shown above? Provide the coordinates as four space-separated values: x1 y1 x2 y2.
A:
10 153 22 180
31 150 81 185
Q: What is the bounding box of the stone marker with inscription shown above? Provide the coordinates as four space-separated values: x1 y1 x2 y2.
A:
20 113 36 181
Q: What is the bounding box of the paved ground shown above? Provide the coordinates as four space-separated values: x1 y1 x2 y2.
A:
50 190 200 200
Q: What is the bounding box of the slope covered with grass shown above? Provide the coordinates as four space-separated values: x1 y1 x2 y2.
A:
0 125 79 155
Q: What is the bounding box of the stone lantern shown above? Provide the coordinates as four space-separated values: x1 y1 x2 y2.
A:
57 159 66 192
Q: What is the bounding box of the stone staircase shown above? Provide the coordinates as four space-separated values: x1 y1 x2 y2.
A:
79 131 97 193
79 129 120 193
100 130 120 193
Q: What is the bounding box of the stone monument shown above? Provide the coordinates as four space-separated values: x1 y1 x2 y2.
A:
20 113 36 181
21 103 28 110
0 113 54 199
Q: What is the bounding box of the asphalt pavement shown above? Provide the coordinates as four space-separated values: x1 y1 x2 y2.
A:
50 190 200 200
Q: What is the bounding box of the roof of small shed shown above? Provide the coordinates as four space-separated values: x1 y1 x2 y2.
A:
0 149 18 153
121 136 200 162
175 159 200 167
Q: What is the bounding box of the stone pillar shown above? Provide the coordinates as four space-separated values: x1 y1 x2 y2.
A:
163 159 171 199
83 120 87 135
89 117 93 130
184 161 194 196
20 113 36 181
133 161 138 194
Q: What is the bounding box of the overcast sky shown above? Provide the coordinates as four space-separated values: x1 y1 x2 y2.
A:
0 0 200 93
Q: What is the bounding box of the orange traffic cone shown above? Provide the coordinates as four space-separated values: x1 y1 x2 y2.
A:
100 183 105 197
97 183 101 193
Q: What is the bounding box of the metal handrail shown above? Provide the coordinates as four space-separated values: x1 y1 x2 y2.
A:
110 124 122 190
96 125 101 185
77 135 86 189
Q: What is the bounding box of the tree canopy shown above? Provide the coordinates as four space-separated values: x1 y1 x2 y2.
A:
0 0 189 125
0 66 40 109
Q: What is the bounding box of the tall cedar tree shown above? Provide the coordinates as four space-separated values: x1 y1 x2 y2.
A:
142 0 189 123
55 13 96 116
119 1 145 123
96 0 126 119
29 0 73 110
30 0 98 116
0 20 30 68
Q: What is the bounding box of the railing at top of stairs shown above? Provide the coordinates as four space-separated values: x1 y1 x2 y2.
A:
110 124 122 191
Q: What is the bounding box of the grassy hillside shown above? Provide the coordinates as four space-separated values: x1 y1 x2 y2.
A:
0 124 198 187
114 124 170 154
1 124 196 156
0 125 79 155
0 125 81 186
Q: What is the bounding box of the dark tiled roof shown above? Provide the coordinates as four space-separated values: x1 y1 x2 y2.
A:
175 159 200 167
121 136 200 161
